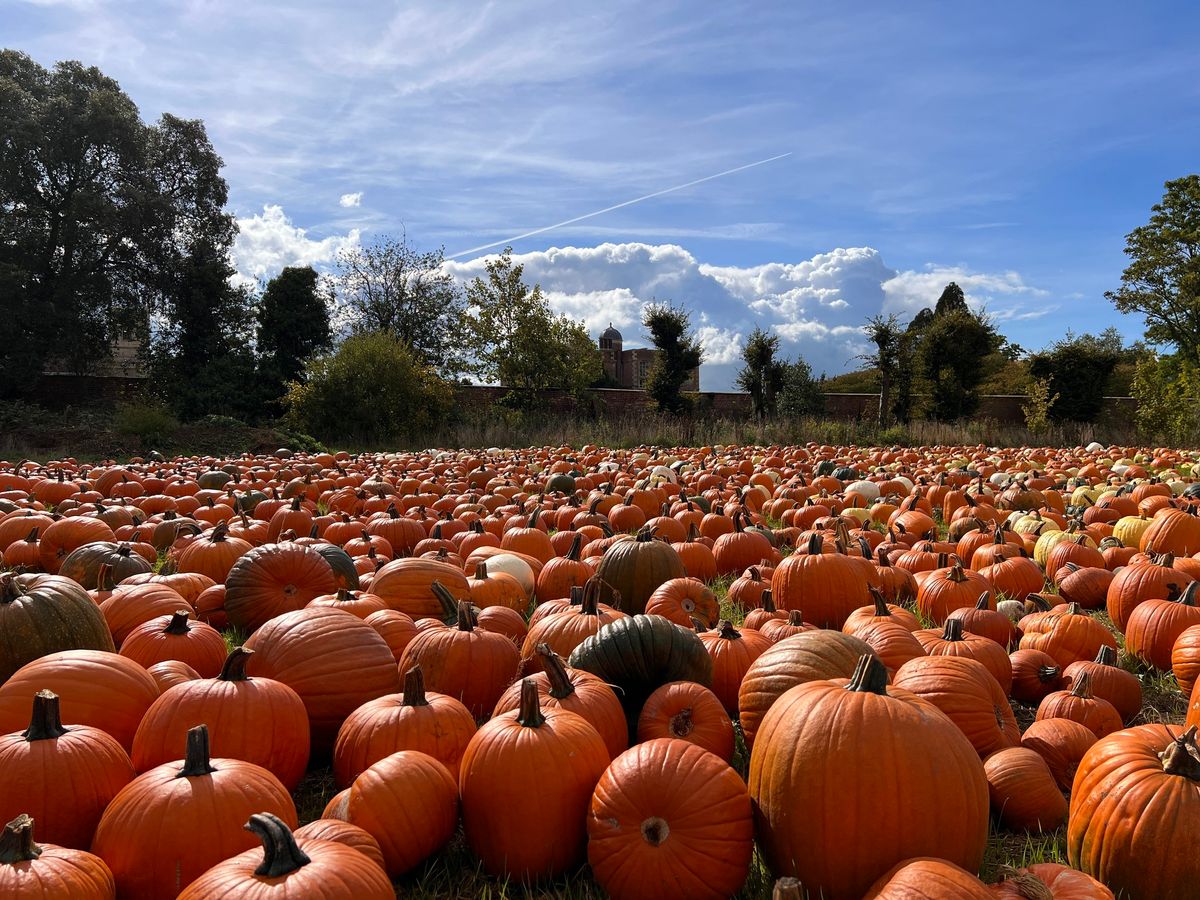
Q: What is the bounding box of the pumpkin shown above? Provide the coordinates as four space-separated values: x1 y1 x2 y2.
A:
1062 645 1143 724
644 577 720 628
593 527 687 614
91 725 297 900
636 680 734 761
399 601 520 719
737 629 873 750
915 618 1013 693
292 819 386 872
521 581 628 671
916 563 993 624
587 738 753 900
1172 623 1200 695
1105 554 1193 632
699 619 772 715
1124 581 1200 671
224 543 340 633
467 561 528 612
335 750 458 877
843 587 921 634
146 659 201 692
727 565 771 610
743 589 788 630
712 512 774 576
118 609 228 677
0 573 115 682
367 557 472 619
459 679 609 881
1020 718 1098 792
1019 603 1118 669
363 608 418 664
849 619 927 674
38 517 115 574
494 644 627 760
983 747 1067 833
0 814 115 899
1035 673 1123 738
58 541 152 589
333 664 476 787
175 812 394 900
989 863 1114 899
1008 648 1063 704
131 647 310 790
749 655 989 899
174 521 253 583
0 690 134 850
0 650 158 752
244 607 400 755
862 858 992 899
892 656 1019 757
771 533 872 628
1139 507 1200 556
98 583 194 648
1068 724 1200 899
947 592 1014 647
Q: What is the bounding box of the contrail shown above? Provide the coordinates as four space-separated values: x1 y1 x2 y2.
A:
446 152 792 260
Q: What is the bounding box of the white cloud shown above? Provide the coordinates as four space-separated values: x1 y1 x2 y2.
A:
232 204 361 284
339 192 363 208
695 326 743 365
881 266 1046 317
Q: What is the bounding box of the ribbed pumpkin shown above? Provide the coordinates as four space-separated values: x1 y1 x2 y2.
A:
146 659 201 692
946 592 1014 647
0 814 116 899
1173 623 1200 695
989 863 1115 900
534 534 593 601
737 629 873 750
727 565 771 610
1139 507 1200 556
892 656 1019 757
363 608 418 663
98 583 194 648
1055 563 1115 610
1021 718 1098 792
333 664 476 787
0 650 158 752
749 655 988 899
843 588 921 634
91 725 297 900
1035 673 1123 738
38 517 115 574
460 680 609 881
399 601 520 719
366 557 472 619
0 573 115 682
569 614 714 733
334 750 458 877
587 738 753 900
984 747 1067 833
862 858 992 899
0 691 134 849
1019 603 1118 669
699 620 772 716
914 618 1013 693
644 577 720 628
1124 581 1200 671
916 564 993 625
1106 554 1193 632
118 610 227 677
770 534 871 628
1008 648 1063 704
593 527 687 615
494 645 627 760
225 543 339 632
292 819 386 872
174 521 253 583
244 607 400 755
58 541 152 589
1068 724 1200 899
637 680 734 761
521 582 627 672
175 812 394 900
1063 645 1143 724
131 647 310 790
712 512 774 576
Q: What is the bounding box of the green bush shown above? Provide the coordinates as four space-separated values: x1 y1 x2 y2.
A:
1131 354 1200 444
284 332 453 445
114 402 179 442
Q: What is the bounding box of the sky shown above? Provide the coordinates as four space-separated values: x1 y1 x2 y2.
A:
8 1 1200 389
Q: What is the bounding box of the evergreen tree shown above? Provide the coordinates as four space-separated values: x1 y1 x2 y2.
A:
642 303 704 415
257 266 333 404
735 326 786 418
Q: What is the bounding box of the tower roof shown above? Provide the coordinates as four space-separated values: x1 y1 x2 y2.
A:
600 323 622 341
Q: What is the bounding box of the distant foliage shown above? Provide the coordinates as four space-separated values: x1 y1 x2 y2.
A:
114 402 179 443
1027 329 1127 422
916 285 1003 421
1021 378 1058 435
642 303 704 415
257 266 334 405
735 326 786 419
284 332 452 443
778 359 825 418
1130 354 1200 444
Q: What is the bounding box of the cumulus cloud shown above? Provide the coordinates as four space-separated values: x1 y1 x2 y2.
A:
695 326 743 365
339 192 363 207
232 204 361 285
881 266 1046 316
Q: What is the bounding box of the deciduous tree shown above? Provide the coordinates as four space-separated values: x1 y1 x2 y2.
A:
642 303 704 415
735 326 786 419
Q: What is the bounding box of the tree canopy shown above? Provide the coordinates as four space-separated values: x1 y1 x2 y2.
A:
642 303 704 414
735 326 786 419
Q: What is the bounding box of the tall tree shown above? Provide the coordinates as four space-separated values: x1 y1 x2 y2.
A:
861 314 902 426
466 248 601 401
777 358 825 419
1028 329 1127 422
933 282 969 317
918 302 1002 421
1106 175 1200 365
735 326 786 419
0 52 233 396
257 265 333 394
642 303 704 415
336 232 466 376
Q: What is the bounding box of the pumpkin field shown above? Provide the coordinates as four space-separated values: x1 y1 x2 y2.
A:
2 443 1199 899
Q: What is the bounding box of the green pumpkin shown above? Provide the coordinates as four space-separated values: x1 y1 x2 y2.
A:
0 573 116 682
545 472 577 495
593 527 686 615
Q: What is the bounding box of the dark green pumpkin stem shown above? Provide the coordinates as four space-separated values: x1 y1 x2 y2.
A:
0 814 41 863
402 665 428 706
942 618 965 642
23 690 68 741
536 643 576 700
177 724 216 777
845 654 888 694
516 678 545 728
1160 725 1200 780
246 812 310 877
219 647 253 682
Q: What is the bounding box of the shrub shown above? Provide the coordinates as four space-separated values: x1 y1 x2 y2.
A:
284 332 453 444
1130 354 1200 444
114 402 179 442
1022 377 1058 435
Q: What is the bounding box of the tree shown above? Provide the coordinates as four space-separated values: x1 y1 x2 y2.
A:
284 332 452 444
735 326 786 419
642 303 704 415
777 359 825 419
1027 329 1125 422
336 232 466 376
0 52 233 397
257 266 333 403
1107 175 1200 365
861 314 902 426
916 289 1003 421
933 282 969 317
465 248 601 402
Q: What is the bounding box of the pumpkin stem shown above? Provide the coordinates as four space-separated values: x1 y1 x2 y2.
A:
786 610 805 626
474 562 490 580
537 644 576 700
246 812 311 877
1094 645 1118 667
565 533 583 561
1070 671 1094 700
176 724 216 777
0 814 41 864
869 587 890 616
946 563 968 583
747 566 761 581
23 690 68 742
975 591 991 611
941 617 965 642
401 665 429 706
1180 582 1199 607
1039 665 1061 683
164 610 192 635
845 654 889 694
772 877 803 900
516 678 545 728
219 647 253 682
1160 725 1200 780
455 600 478 632
760 589 776 612
716 619 740 639
430 581 460 621
806 532 824 555
668 707 694 737
210 521 229 543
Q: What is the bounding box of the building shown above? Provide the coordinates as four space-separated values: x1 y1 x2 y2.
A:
598 324 699 391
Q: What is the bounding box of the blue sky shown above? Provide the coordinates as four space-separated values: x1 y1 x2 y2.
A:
9 1 1199 388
